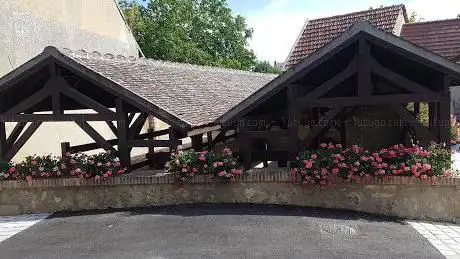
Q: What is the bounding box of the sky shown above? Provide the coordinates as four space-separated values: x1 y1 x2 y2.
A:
227 0 460 63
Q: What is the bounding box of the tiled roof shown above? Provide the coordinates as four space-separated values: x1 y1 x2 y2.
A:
285 5 405 68
401 18 460 60
58 48 277 128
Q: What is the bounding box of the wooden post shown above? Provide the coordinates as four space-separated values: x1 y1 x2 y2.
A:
61 142 70 157
238 120 251 170
191 134 203 150
0 95 7 163
287 84 300 159
428 102 439 142
0 122 6 163
439 74 451 146
116 98 130 167
169 127 177 152
358 38 372 97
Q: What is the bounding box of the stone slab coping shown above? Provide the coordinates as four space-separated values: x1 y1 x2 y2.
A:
0 170 458 188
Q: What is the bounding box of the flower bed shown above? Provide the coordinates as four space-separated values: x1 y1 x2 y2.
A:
290 143 452 185
0 151 127 181
165 147 243 184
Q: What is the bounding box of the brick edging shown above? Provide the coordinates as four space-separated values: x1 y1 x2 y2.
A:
0 170 458 188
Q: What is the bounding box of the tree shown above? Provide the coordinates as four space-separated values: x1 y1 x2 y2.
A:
253 61 282 74
119 0 256 70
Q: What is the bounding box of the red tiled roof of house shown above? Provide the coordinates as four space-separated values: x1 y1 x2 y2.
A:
285 5 406 68
401 18 460 60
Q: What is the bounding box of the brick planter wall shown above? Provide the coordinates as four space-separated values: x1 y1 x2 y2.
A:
0 170 459 222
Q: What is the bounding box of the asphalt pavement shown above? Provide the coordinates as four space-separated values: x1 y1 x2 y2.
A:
0 204 443 259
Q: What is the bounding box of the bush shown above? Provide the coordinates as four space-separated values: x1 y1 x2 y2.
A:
290 143 452 185
0 151 127 181
165 147 243 184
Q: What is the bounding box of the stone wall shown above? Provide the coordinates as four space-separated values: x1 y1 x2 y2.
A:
0 171 459 222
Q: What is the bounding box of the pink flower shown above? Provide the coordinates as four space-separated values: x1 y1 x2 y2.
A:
52 167 58 172
115 162 121 167
201 150 209 155
311 154 318 159
218 171 226 177
218 162 224 167
75 168 82 173
333 159 339 163
303 160 313 169
223 148 232 155
422 164 431 171
88 160 95 165
213 162 218 168
320 143 327 148
106 162 112 167
336 144 342 148
192 168 198 173
56 171 62 176
106 171 112 177
360 156 368 161
8 167 15 173
420 175 428 180
95 175 101 180
26 175 33 181
328 144 335 149
97 162 102 167
31 160 37 165
198 156 206 161
332 168 339 174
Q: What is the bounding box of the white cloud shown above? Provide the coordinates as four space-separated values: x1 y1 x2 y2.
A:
246 0 459 63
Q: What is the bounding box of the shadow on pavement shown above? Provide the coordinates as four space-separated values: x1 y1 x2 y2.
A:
50 203 406 224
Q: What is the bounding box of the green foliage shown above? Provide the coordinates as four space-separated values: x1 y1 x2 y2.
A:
119 0 256 70
165 147 243 184
253 60 282 74
426 143 452 176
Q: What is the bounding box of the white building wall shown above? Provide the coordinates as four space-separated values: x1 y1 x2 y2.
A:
0 0 146 161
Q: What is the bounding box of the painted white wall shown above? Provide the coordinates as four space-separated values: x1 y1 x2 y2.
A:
0 0 146 161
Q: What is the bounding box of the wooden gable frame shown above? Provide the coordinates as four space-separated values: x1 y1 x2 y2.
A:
0 50 188 167
224 21 460 168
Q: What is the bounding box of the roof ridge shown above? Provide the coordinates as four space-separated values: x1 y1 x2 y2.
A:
403 17 460 26
310 4 404 22
57 47 277 77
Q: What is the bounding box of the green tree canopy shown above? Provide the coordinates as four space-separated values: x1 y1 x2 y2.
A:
253 60 282 74
119 0 256 70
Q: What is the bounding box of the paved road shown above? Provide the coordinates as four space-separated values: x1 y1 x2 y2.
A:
0 204 443 259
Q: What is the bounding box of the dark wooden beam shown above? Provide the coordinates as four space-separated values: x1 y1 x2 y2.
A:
439 75 451 145
307 93 442 107
60 84 114 114
116 98 130 167
68 129 170 153
5 122 42 161
370 57 434 94
240 130 289 138
49 63 62 115
129 113 149 140
0 122 5 162
0 113 118 122
5 122 27 149
238 121 252 170
390 105 435 146
5 82 52 115
301 107 344 146
288 85 300 155
358 38 372 96
414 103 420 117
128 139 182 147
191 135 203 150
128 113 136 125
75 121 116 153
106 121 118 136
296 56 357 104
